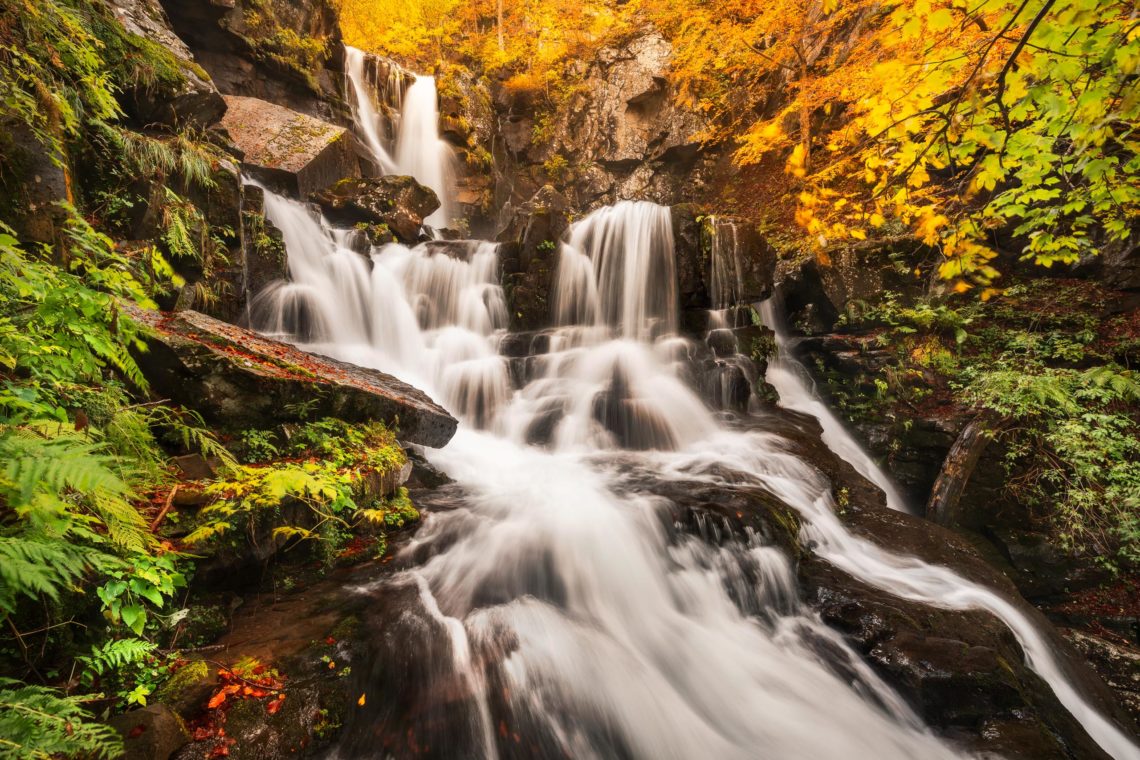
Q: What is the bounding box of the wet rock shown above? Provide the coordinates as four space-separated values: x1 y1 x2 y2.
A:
311 176 440 243
1062 629 1140 724
219 95 359 197
108 704 190 760
990 530 1111 602
497 185 571 330
802 558 1110 759
671 203 709 309
0 121 71 245
239 184 289 301
703 215 776 306
106 0 226 129
127 305 458 447
154 660 219 720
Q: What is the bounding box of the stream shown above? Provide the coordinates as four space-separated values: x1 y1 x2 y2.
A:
243 48 1140 760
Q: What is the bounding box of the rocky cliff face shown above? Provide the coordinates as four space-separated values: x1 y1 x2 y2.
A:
157 0 348 121
476 29 716 227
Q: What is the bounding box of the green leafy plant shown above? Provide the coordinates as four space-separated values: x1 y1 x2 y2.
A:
0 678 123 759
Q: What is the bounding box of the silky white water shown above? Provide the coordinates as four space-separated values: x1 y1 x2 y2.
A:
246 83 1137 755
393 75 457 229
757 299 911 512
345 46 399 175
345 49 458 229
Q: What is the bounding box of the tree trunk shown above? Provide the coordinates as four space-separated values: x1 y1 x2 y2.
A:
926 412 1004 527
799 59 811 175
497 0 504 50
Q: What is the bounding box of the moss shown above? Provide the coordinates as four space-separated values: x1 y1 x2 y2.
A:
87 9 190 94
153 659 212 708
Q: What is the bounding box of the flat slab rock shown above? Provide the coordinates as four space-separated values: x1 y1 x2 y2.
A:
128 306 457 448
219 95 358 196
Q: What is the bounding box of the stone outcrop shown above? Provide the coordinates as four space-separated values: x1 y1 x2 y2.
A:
106 0 226 129
491 29 713 214
672 205 776 321
438 65 497 234
497 185 572 330
128 306 458 447
108 704 190 760
310 176 441 243
220 95 359 197
156 0 346 121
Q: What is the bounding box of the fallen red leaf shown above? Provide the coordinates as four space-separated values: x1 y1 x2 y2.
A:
207 691 228 709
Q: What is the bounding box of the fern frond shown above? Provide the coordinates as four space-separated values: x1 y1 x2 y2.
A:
0 431 132 505
0 678 123 759
77 638 156 686
0 537 96 615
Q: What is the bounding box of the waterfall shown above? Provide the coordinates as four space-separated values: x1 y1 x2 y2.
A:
344 48 457 229
244 65 1139 758
757 299 910 513
708 216 743 309
344 45 399 175
394 75 457 229
553 201 678 341
249 191 1137 759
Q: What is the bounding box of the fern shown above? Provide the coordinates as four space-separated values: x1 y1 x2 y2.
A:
147 406 238 471
0 678 122 760
0 538 98 616
76 638 157 687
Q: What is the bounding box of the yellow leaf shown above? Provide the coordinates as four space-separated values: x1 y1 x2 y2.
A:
954 281 972 293
850 228 867 240
869 213 885 227
358 693 367 707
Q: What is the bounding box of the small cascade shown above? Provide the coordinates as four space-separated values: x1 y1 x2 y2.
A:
707 215 744 309
344 46 401 175
344 49 457 230
758 298 911 513
394 75 458 230
553 201 677 341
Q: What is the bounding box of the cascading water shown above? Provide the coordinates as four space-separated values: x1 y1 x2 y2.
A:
757 298 910 513
393 76 457 229
345 49 457 230
246 80 1139 758
252 195 1138 758
345 46 400 175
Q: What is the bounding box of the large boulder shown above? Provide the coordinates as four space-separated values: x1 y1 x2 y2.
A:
108 704 190 760
219 95 359 197
105 0 226 129
310 176 440 243
128 306 457 447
